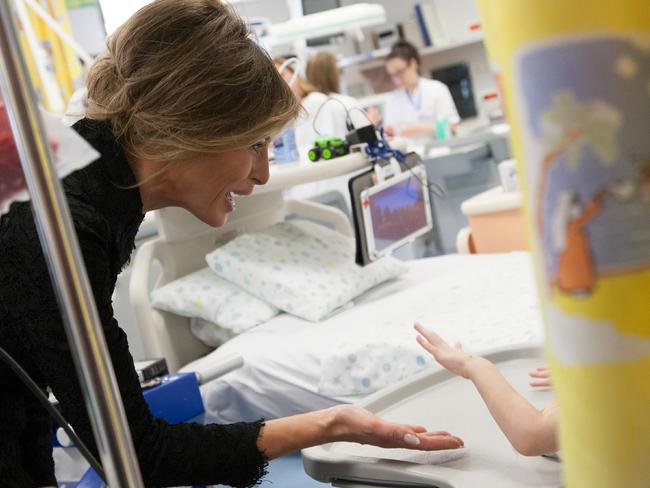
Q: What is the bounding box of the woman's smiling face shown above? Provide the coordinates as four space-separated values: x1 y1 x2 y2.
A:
133 140 271 227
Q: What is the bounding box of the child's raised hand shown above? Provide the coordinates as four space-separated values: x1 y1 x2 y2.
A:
414 323 474 379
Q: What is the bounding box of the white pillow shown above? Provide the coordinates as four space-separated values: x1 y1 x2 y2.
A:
205 221 406 321
150 268 279 335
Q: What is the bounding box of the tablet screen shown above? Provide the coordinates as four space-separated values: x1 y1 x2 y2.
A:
362 165 433 259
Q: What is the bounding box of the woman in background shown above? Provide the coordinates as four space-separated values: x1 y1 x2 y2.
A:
382 40 460 139
276 54 366 152
276 53 367 207
306 51 341 95
307 51 369 130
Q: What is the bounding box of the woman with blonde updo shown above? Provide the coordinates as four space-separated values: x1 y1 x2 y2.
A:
275 53 366 153
306 51 368 130
0 1 462 487
306 51 342 95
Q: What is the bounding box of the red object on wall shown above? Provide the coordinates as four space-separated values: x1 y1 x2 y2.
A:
0 100 26 206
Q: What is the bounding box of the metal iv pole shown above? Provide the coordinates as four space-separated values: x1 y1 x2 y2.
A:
0 1 144 486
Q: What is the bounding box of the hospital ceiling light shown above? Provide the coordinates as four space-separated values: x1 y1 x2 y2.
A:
266 3 386 46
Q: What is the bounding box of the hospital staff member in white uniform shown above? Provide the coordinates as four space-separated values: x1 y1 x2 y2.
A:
382 40 460 139
274 54 366 206
274 56 365 154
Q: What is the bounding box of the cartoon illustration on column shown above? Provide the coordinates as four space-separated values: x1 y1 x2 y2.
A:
522 40 650 300
483 3 649 481
516 35 650 366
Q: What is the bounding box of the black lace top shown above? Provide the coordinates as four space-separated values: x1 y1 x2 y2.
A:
0 118 267 487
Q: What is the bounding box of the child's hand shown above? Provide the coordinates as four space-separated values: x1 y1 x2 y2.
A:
415 323 474 378
529 367 552 388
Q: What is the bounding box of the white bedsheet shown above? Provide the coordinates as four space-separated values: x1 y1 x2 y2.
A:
182 252 543 423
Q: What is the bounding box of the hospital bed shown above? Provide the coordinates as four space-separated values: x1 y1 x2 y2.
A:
129 149 544 425
130 152 368 372
302 345 562 487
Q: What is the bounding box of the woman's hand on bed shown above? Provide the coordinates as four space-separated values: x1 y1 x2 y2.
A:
257 405 461 459
415 323 474 379
329 404 464 450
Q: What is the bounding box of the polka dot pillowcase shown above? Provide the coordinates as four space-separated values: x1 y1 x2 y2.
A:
205 220 407 322
150 268 280 335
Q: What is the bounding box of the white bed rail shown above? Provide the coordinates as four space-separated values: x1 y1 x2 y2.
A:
284 198 353 237
130 237 223 371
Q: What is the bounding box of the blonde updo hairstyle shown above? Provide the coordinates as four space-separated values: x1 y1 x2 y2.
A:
306 51 341 94
86 0 300 161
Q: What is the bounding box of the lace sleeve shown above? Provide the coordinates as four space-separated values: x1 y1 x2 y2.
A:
1 201 267 487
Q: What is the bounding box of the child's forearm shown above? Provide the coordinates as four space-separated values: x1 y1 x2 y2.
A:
466 357 557 456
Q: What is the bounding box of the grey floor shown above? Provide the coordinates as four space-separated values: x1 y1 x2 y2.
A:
215 452 328 488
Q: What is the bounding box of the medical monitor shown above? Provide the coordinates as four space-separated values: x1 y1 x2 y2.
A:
431 63 477 119
358 163 433 262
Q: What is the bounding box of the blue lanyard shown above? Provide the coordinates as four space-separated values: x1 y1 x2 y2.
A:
404 79 422 112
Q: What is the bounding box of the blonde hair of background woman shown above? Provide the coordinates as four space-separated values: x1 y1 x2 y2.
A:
306 51 341 94
86 0 300 162
273 56 318 99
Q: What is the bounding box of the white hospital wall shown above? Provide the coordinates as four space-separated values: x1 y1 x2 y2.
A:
98 0 154 35
301 0 497 119
342 0 480 35
356 0 495 117
230 0 291 23
67 5 107 57
86 0 494 107
232 0 481 33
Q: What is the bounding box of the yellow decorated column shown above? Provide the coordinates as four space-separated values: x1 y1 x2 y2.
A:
475 1 650 486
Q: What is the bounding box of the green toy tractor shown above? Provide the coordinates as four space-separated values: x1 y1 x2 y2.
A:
308 136 349 162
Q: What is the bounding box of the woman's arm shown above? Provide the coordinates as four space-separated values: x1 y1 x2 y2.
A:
398 122 436 138
3 202 269 487
258 404 464 460
415 323 558 456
